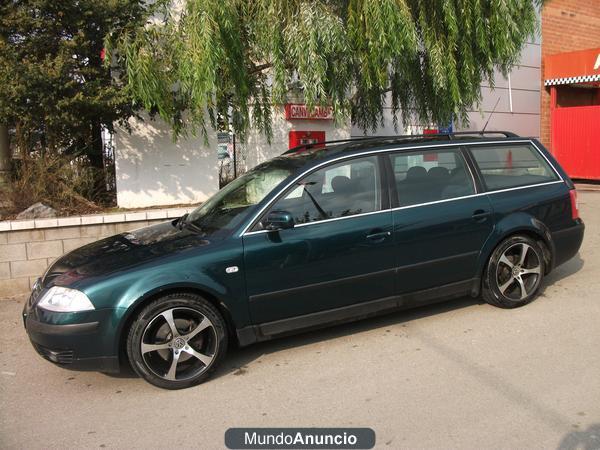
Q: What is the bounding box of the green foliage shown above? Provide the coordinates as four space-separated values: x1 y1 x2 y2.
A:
0 0 150 157
109 0 539 140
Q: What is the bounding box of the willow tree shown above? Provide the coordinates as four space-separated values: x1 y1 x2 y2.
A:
108 0 539 140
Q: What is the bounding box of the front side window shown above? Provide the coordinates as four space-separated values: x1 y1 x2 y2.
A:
389 149 475 207
256 155 382 229
470 144 558 191
187 157 310 233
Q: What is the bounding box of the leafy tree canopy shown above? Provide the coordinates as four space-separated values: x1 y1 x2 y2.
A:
0 0 150 159
109 0 540 141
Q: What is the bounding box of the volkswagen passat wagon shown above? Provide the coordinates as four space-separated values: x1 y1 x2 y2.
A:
23 132 584 389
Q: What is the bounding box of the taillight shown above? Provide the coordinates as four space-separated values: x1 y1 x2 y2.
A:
569 189 580 220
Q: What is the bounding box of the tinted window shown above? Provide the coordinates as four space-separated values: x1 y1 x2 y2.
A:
187 157 307 233
389 149 475 206
470 144 558 191
257 155 381 228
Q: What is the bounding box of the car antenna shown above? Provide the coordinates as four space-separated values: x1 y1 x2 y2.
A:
481 96 501 134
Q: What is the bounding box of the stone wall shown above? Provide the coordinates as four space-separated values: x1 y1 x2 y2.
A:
0 207 195 297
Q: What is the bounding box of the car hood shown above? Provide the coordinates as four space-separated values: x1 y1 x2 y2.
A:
43 221 213 287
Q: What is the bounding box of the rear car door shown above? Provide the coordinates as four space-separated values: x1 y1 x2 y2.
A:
386 146 494 298
242 155 396 324
467 142 575 263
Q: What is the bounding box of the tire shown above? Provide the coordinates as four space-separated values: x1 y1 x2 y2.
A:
482 235 545 309
127 293 228 389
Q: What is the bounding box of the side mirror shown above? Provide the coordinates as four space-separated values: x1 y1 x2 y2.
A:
262 210 295 231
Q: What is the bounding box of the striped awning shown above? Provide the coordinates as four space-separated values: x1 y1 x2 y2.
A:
545 74 600 86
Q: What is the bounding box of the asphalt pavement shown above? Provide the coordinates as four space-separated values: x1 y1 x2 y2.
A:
1 191 599 450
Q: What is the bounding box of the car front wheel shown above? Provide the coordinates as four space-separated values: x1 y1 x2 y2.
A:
127 293 228 389
482 235 545 309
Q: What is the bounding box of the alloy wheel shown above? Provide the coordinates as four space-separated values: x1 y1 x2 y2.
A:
496 243 542 301
140 307 217 381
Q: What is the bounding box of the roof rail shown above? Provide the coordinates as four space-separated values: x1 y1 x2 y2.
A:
283 130 519 155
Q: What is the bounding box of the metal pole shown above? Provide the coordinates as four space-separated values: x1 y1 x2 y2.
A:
232 133 237 179
507 73 513 113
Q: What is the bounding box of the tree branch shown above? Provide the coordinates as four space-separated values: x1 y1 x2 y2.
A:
248 62 272 75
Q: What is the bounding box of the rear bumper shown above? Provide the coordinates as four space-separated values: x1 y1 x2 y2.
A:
551 220 585 268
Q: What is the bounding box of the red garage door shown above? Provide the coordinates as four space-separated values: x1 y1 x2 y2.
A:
552 105 600 180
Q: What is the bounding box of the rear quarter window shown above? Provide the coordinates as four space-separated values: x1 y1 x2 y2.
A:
469 144 559 191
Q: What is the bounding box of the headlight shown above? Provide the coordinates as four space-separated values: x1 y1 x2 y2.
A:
37 287 95 312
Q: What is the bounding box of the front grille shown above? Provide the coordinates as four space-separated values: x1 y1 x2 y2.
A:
32 343 74 365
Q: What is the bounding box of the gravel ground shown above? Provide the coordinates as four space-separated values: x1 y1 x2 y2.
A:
1 192 599 450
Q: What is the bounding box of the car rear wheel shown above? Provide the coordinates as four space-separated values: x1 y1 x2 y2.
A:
127 293 228 389
482 235 545 308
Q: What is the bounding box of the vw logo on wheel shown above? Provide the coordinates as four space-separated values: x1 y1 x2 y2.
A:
173 337 186 349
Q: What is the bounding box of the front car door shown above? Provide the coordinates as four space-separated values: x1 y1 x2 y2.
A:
386 146 494 300
242 154 396 325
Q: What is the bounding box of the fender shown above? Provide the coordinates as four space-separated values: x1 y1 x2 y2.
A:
115 270 230 311
118 260 248 312
476 211 555 280
81 259 251 358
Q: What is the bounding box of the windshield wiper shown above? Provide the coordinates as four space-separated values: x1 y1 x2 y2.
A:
175 213 189 230
174 213 203 234
183 220 204 234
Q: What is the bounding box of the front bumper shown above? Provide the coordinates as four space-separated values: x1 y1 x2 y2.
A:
23 289 121 373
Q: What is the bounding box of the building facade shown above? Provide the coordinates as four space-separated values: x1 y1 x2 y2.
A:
540 0 600 180
352 38 542 139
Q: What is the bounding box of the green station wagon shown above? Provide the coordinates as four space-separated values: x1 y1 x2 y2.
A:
23 132 584 389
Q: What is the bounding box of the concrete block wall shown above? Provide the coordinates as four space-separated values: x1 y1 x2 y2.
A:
0 206 197 297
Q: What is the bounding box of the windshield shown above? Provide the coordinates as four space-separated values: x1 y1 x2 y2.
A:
186 157 310 233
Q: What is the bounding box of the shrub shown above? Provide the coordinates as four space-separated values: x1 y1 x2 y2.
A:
2 154 106 216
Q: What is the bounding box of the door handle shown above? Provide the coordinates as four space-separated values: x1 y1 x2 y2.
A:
472 209 491 222
366 230 391 241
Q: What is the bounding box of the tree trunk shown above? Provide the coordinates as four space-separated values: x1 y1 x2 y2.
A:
89 121 107 198
89 121 104 168
0 124 11 185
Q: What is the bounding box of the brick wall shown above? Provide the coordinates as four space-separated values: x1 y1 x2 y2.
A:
0 207 196 297
540 0 600 148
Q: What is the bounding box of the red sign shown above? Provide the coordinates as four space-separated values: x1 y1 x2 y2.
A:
545 47 600 80
288 131 326 150
285 104 333 120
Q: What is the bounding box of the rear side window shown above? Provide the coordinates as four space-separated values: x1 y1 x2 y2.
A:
470 144 558 191
388 149 475 207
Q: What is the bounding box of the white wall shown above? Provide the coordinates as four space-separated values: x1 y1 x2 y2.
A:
114 115 219 208
113 107 349 209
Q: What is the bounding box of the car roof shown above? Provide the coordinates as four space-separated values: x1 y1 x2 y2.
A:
282 131 530 164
